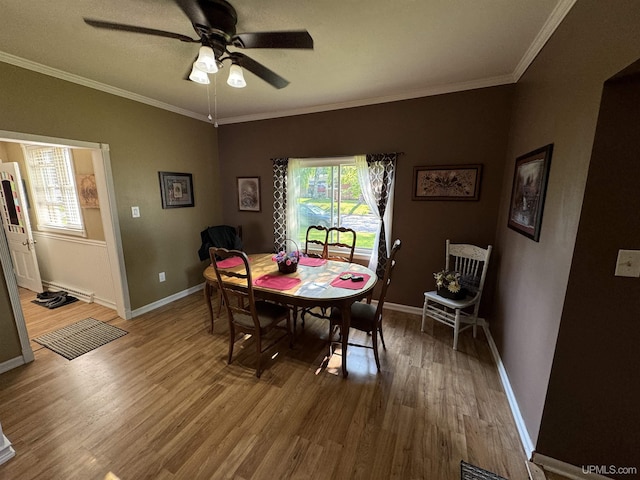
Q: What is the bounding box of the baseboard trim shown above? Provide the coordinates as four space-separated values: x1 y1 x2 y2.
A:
482 323 535 460
0 355 27 375
130 283 205 318
0 434 15 466
374 300 422 316
532 453 613 480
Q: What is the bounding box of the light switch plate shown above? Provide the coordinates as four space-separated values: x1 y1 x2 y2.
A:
614 249 640 277
131 206 140 218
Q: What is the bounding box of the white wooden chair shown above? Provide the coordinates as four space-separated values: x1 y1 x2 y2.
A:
421 240 492 350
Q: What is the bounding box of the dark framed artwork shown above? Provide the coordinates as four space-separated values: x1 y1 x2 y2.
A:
412 164 482 201
158 171 194 208
237 176 261 212
507 144 553 241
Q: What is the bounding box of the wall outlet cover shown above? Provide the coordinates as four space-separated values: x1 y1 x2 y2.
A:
615 249 640 277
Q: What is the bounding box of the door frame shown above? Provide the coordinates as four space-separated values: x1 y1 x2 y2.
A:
0 130 131 364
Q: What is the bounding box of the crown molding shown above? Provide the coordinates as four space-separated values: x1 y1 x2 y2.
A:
217 74 517 125
0 51 209 123
513 0 577 81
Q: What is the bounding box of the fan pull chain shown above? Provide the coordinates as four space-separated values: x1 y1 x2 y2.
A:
213 74 218 128
205 74 218 127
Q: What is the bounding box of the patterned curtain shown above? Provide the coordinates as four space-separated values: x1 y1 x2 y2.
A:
272 158 289 252
365 153 397 278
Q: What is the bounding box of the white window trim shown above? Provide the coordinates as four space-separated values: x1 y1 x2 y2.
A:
289 156 382 259
22 145 86 238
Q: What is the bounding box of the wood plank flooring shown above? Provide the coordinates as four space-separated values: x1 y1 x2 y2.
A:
1 289 532 479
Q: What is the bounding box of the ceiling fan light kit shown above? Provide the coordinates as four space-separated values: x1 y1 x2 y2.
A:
194 45 218 73
227 63 246 88
189 64 210 84
83 0 313 90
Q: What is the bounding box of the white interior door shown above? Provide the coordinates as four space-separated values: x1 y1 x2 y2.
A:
0 162 43 292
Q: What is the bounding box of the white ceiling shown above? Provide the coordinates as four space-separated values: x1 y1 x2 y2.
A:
0 0 574 124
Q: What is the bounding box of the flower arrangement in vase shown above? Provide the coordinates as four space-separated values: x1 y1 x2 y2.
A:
273 239 300 274
434 270 466 300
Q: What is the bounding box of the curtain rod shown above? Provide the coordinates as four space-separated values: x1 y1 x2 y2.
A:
271 152 405 161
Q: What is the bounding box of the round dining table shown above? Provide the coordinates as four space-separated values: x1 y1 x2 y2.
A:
203 253 377 377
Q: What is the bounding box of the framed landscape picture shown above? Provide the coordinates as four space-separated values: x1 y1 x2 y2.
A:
412 164 482 201
237 176 261 212
158 171 194 208
507 144 553 241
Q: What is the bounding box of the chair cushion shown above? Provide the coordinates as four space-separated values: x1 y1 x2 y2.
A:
423 290 477 308
330 301 377 333
232 301 289 330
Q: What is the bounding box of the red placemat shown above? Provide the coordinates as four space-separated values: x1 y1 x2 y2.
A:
330 272 372 290
215 257 245 268
254 274 301 291
299 257 327 267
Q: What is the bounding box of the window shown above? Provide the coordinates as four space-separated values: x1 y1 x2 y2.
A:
23 145 85 236
288 157 380 257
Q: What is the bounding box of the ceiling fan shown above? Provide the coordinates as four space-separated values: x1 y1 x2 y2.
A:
84 0 313 89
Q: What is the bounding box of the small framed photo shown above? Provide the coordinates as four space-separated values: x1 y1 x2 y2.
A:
158 171 194 208
507 144 553 241
237 176 261 212
412 164 482 201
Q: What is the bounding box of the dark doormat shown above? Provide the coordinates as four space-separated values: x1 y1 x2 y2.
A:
31 292 79 309
461 461 507 480
33 317 128 360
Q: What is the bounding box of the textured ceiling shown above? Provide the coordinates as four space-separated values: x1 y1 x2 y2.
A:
0 0 574 124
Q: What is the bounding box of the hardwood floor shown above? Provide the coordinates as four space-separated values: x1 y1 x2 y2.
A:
1 289 531 479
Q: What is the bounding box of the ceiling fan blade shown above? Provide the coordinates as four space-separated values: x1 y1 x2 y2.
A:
230 52 289 89
232 31 313 49
84 19 199 43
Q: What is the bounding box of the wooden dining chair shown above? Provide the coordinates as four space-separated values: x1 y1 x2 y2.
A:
304 225 328 258
299 226 357 327
421 240 492 350
328 239 401 371
324 226 356 262
202 225 244 328
210 247 293 378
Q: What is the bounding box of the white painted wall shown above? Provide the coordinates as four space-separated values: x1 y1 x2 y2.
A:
33 231 116 309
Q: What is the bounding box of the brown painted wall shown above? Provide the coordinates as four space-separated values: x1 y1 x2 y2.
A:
0 62 220 310
218 86 514 308
0 276 21 363
536 64 640 475
492 0 640 450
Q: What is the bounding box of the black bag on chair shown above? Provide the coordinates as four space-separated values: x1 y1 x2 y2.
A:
198 225 243 261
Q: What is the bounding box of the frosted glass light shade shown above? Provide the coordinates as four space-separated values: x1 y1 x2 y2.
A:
189 64 210 84
227 64 246 88
195 46 218 73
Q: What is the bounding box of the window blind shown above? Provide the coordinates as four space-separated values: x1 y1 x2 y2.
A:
24 145 84 233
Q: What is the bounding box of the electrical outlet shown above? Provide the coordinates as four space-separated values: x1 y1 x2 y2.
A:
159 272 166 282
614 249 640 277
131 206 140 218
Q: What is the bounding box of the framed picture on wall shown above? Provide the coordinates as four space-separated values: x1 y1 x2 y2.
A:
158 171 194 208
412 164 483 200
237 176 261 212
76 174 99 208
507 144 553 241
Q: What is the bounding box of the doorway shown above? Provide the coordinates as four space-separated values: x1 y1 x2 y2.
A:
0 130 130 364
